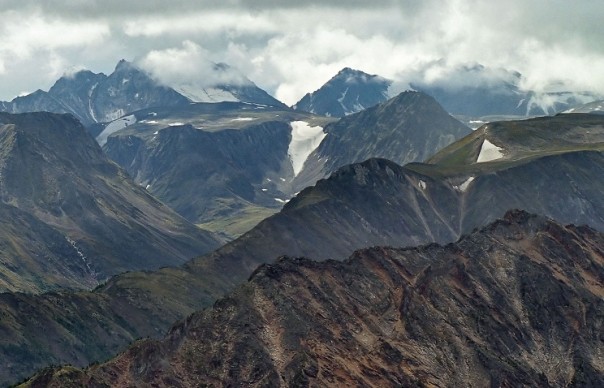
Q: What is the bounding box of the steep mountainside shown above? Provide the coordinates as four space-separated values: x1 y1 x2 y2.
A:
0 90 72 118
102 93 470 237
25 211 604 387
291 91 471 193
0 60 285 127
101 102 334 238
1 114 602 385
293 68 392 117
0 112 221 293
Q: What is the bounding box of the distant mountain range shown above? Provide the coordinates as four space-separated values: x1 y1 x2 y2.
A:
0 112 221 293
292 65 601 121
2 60 600 135
101 91 471 238
1 113 603 385
27 210 604 386
564 99 604 115
0 60 286 128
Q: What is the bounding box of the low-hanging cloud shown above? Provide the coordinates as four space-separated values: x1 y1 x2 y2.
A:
137 41 250 89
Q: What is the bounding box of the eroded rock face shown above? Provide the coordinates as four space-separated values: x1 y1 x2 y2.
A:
30 211 604 387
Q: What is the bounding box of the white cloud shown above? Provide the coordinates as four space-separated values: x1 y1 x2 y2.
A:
123 12 277 37
1 0 604 106
137 41 250 89
0 11 109 58
0 9 110 96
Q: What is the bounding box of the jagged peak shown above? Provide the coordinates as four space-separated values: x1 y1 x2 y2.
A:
114 59 132 71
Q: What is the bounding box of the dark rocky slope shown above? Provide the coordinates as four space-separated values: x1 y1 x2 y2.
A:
0 112 221 293
102 103 333 237
26 211 604 387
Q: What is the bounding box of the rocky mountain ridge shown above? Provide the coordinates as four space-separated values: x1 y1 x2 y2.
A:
102 91 471 237
0 114 602 385
24 210 604 386
0 60 285 128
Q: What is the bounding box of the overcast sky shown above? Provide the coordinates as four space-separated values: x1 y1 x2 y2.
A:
1 0 603 104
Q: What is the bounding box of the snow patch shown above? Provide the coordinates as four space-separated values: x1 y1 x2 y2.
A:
168 122 185 126
88 83 99 122
476 139 504 163
288 121 326 176
418 180 426 190
96 115 137 146
231 117 254 122
454 176 475 192
175 85 239 103
274 198 287 203
104 108 125 122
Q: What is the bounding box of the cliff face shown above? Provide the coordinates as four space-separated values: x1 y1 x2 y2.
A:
29 211 604 387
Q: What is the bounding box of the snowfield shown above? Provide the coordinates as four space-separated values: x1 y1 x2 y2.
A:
456 176 475 192
476 139 504 163
175 85 239 103
288 121 327 176
96 115 137 146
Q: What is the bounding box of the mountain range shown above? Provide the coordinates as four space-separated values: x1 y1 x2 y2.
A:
1 112 603 385
100 91 470 238
4 61 600 135
0 60 285 130
0 111 221 293
0 57 603 386
23 210 604 386
292 65 601 123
